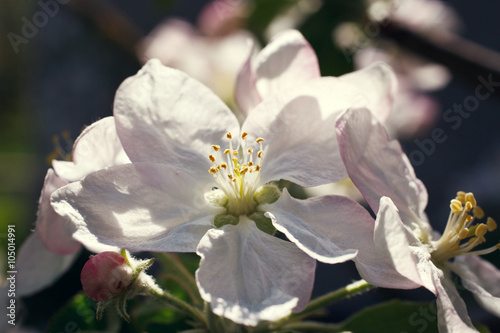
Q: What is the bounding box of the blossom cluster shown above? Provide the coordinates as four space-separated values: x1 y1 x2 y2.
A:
9 29 500 332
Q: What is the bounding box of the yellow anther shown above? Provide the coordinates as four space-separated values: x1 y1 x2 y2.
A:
248 161 253 166
224 149 231 155
473 206 485 219
216 165 221 171
209 167 217 174
465 201 473 212
256 137 264 143
257 151 264 158
228 174 233 180
247 148 253 154
466 215 474 223
465 192 476 207
209 155 216 162
226 132 232 139
487 217 497 232
458 228 469 239
475 224 488 237
232 178 237 183
212 145 220 151
241 132 248 139
456 191 466 204
450 199 463 214
255 165 261 171
220 162 228 169
240 166 249 174
496 244 500 250
233 151 238 156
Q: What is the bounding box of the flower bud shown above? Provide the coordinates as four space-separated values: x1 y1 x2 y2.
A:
81 251 133 302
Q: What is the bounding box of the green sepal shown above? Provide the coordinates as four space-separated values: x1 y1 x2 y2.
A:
254 185 281 205
214 213 239 228
248 211 276 235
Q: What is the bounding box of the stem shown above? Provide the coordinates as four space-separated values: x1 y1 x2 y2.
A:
277 321 343 332
380 21 500 99
270 279 374 330
151 289 208 328
156 253 203 305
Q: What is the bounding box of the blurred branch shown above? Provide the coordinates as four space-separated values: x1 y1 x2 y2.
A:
67 0 144 61
380 21 500 96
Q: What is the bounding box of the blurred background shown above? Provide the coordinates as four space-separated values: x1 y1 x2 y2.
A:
1 0 500 331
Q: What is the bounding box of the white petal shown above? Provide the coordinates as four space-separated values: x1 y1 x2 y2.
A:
374 197 431 289
243 77 373 186
51 163 222 253
338 62 397 124
235 40 262 116
36 169 80 255
196 216 316 326
15 233 79 297
451 255 500 317
114 59 240 177
52 117 130 182
337 108 430 229
432 268 476 333
254 30 320 99
263 189 359 264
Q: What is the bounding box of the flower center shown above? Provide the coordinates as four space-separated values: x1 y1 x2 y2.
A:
208 132 265 216
431 191 499 264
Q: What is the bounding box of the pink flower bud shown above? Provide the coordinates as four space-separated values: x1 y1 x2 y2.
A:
81 251 133 302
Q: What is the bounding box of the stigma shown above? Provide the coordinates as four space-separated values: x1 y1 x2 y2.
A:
431 191 500 264
207 132 265 216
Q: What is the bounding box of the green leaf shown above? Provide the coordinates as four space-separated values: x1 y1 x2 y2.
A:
339 300 440 333
47 292 120 332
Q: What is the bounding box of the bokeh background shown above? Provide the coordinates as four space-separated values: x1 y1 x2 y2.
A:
1 0 500 331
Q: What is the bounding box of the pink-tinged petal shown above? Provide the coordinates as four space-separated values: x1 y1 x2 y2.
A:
338 62 397 124
81 251 132 302
337 108 429 228
243 77 371 186
51 163 222 253
263 189 358 264
254 30 320 99
36 169 80 255
235 41 262 116
114 59 240 177
451 255 500 317
196 216 316 326
16 233 80 297
52 117 129 182
374 197 430 290
432 268 476 333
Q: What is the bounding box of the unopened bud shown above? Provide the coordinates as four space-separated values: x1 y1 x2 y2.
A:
81 251 133 302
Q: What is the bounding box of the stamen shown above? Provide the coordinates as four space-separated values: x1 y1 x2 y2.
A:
256 137 264 143
241 132 248 140
465 192 477 207
220 163 228 169
456 191 466 204
224 149 231 155
226 132 232 139
257 151 264 158
209 167 217 174
209 155 216 162
487 217 497 231
212 145 220 151
465 201 473 212
450 199 463 214
473 206 485 219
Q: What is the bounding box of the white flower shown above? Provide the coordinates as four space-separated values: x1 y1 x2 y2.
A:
337 107 500 332
51 56 405 326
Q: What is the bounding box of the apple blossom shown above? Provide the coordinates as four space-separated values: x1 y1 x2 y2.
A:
51 56 411 326
337 107 500 332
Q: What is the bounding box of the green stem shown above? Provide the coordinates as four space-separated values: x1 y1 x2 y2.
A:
277 321 342 332
151 289 208 328
156 253 202 305
271 279 374 330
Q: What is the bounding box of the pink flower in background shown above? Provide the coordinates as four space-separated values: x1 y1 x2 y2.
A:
15 117 127 298
337 107 500 332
